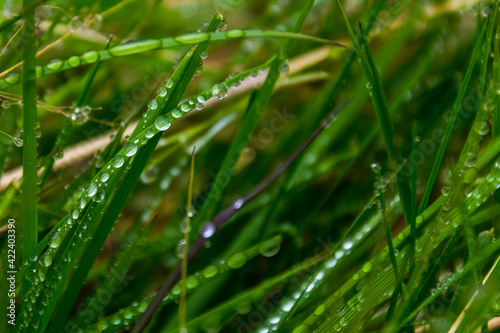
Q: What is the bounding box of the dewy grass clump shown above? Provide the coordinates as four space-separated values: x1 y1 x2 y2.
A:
2 1 500 332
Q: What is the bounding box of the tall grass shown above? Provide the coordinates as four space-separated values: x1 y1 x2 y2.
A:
1 0 500 332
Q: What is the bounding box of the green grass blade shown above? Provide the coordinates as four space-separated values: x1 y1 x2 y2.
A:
418 19 488 214
21 0 38 296
336 0 412 224
82 235 283 333
0 30 339 90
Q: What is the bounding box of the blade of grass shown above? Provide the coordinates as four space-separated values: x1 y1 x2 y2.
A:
21 0 37 296
0 30 342 90
179 147 196 332
418 18 488 214
336 1 412 225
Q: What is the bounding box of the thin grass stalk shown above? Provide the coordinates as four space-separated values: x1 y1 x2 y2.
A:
179 147 195 332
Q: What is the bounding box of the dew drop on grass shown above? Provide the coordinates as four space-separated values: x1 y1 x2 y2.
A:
201 51 208 59
39 253 52 267
71 109 89 125
465 153 477 167
123 143 137 156
179 218 191 233
233 198 244 209
68 55 80 67
362 262 372 273
2 100 10 109
47 59 63 70
217 16 227 32
196 102 203 110
181 103 191 112
71 209 79 219
259 239 281 257
202 265 218 278
227 253 247 269
370 162 381 173
111 155 125 168
86 183 98 197
479 122 490 135
140 165 159 184
49 233 62 248
68 16 82 32
279 60 290 75
211 84 228 99
186 276 199 289
147 99 158 110
165 78 174 88
441 186 450 196
100 171 109 182
94 190 105 203
155 115 170 131
145 128 155 138
193 60 203 78
201 222 216 238
157 87 167 97
82 50 99 63
197 95 206 103
176 239 186 259
172 108 182 118
13 138 23 147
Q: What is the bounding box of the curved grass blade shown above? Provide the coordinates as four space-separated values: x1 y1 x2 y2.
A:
0 30 341 90
81 235 283 333
180 252 327 333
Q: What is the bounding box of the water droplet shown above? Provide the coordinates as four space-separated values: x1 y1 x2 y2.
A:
227 253 247 269
71 209 80 219
441 186 450 196
362 262 372 273
217 17 227 32
111 155 125 168
201 222 216 238
68 16 82 32
202 265 218 278
370 162 381 173
176 239 186 259
201 51 208 59
465 153 477 168
82 50 99 63
172 108 182 118
47 58 63 71
259 239 281 257
233 198 244 209
279 60 290 75
71 108 89 125
13 138 23 147
100 172 109 182
211 84 228 99
180 103 191 112
39 253 52 267
165 78 174 88
155 115 171 131
94 190 105 203
49 233 63 248
147 99 158 110
157 87 167 97
85 183 98 197
123 143 137 157
479 122 490 135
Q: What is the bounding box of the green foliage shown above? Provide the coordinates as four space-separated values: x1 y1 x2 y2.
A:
1 1 500 332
